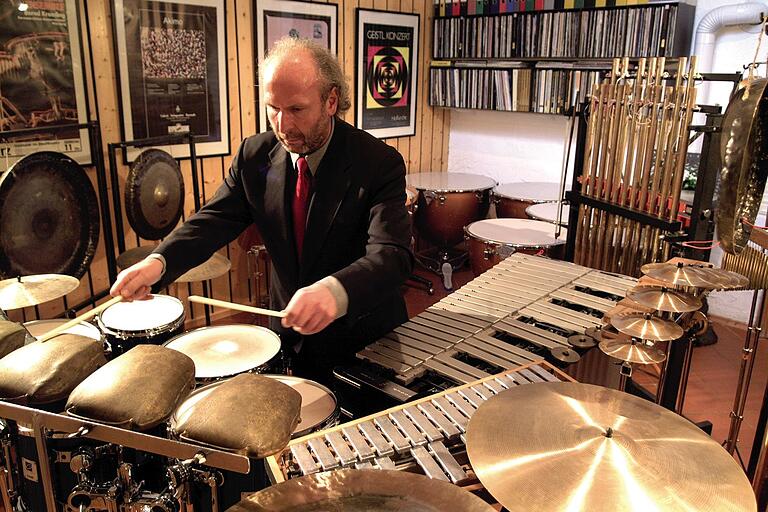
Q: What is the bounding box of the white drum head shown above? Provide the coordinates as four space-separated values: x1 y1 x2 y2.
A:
100 295 184 332
407 172 496 192
165 324 281 379
266 375 337 434
526 202 569 226
467 218 567 247
23 319 102 342
494 182 565 202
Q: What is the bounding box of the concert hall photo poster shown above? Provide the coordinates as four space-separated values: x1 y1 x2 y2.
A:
0 0 90 166
356 9 418 139
255 0 337 132
113 0 228 161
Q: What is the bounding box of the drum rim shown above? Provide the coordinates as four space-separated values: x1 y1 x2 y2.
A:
263 374 339 438
163 324 281 379
97 295 185 338
464 220 567 249
23 318 103 338
525 202 569 227
407 172 497 193
493 182 565 202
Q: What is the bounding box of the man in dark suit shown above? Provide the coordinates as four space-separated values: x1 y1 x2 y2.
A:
111 37 413 384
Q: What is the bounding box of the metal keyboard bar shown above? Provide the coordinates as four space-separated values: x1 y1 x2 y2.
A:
530 364 559 382
358 421 395 457
445 392 476 417
385 332 444 354
496 319 568 348
307 438 339 471
418 310 482 334
433 353 492 380
410 445 448 481
483 378 505 394
409 316 472 337
470 385 491 401
455 341 524 369
376 339 434 361
368 344 424 367
341 426 375 461
389 410 427 446
418 402 460 438
519 368 544 383
374 416 411 454
457 388 484 409
325 431 357 465
400 322 463 343
291 443 320 475
403 406 443 443
430 302 501 323
428 441 469 484
393 326 454 349
357 349 411 373
425 307 491 329
375 457 396 470
355 461 373 469
432 396 469 432
467 333 541 363
422 358 475 384
459 286 529 308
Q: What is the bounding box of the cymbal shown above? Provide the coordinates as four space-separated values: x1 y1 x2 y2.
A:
697 268 750 290
176 253 231 283
610 312 684 341
550 346 580 364
227 469 496 511
599 338 667 364
116 246 157 270
0 274 79 310
643 262 717 288
568 334 597 349
626 285 702 313
466 382 757 512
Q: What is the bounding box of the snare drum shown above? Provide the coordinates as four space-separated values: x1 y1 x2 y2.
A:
465 218 567 275
97 294 185 357
164 324 281 382
494 182 564 218
525 202 570 227
407 172 496 247
23 319 103 345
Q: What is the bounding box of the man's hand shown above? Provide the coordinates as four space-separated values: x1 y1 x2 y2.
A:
110 257 164 301
281 282 339 335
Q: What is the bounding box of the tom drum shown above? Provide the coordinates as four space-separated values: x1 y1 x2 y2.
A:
525 202 570 227
494 182 564 218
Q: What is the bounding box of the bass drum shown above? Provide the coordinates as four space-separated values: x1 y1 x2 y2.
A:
465 218 567 275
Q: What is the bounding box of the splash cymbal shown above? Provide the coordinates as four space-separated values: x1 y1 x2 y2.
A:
176 253 231 283
698 268 750 290
568 334 597 349
228 469 496 511
466 382 757 512
0 274 79 310
599 338 667 364
626 285 702 313
610 312 684 341
116 246 157 271
550 346 580 364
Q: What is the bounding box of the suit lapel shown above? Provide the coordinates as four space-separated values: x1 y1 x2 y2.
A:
264 143 299 287
299 123 352 280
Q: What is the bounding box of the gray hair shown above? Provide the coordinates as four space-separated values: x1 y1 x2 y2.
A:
262 37 351 117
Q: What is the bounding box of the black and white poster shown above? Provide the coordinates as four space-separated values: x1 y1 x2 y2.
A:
356 9 418 139
114 0 228 160
0 0 90 166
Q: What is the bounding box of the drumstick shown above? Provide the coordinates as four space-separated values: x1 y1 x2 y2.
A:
38 295 124 343
188 295 287 318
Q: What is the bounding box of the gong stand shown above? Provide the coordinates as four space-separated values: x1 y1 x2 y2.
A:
0 121 118 317
106 134 214 325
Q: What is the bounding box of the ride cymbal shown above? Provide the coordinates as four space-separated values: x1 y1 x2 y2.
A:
599 338 667 364
227 469 496 511
177 253 231 283
610 312 683 341
0 274 79 310
466 382 756 512
626 285 702 313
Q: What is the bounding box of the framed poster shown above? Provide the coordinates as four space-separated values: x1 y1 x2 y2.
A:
0 0 91 166
113 0 228 161
356 9 419 139
255 0 337 132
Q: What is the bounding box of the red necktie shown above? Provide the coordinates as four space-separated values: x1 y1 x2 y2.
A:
293 156 311 256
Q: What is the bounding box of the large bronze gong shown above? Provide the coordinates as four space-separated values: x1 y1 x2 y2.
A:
125 149 184 240
0 151 99 279
717 78 768 255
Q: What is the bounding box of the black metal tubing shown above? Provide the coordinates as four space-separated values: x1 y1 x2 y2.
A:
566 191 682 232
564 102 589 262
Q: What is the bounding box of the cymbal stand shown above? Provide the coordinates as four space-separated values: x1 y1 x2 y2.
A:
618 361 633 392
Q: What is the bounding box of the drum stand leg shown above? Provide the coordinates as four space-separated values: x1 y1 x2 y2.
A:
31 414 57 512
415 248 467 291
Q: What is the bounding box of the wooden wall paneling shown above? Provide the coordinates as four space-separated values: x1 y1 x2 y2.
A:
440 109 450 169
342 0 356 130
236 0 257 138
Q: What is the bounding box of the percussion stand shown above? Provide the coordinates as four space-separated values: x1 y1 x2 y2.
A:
618 361 633 392
415 248 467 291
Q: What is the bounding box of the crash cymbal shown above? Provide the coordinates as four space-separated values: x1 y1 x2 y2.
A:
0 274 79 310
696 267 750 290
626 285 702 313
643 262 717 288
467 382 757 512
599 338 667 364
176 253 231 283
228 469 495 511
610 312 683 341
568 334 597 349
550 346 580 364
116 246 157 270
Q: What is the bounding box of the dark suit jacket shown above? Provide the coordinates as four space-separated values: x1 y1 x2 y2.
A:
155 120 413 375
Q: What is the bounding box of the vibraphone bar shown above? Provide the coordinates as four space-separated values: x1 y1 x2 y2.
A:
267 362 570 485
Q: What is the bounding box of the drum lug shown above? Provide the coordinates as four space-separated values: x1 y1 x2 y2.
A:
483 244 496 261
423 191 436 205
475 191 485 203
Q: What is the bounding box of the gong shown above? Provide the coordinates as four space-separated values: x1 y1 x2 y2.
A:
0 152 99 279
125 149 184 240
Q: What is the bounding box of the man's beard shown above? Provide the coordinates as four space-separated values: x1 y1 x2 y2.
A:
275 116 330 155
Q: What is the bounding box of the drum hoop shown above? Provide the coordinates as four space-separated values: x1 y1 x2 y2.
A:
273 376 339 438
24 319 103 337
414 185 495 194
494 193 554 203
464 225 566 249
98 296 186 339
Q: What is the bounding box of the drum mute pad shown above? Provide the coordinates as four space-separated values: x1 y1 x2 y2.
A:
0 334 106 406
171 373 301 459
66 344 195 431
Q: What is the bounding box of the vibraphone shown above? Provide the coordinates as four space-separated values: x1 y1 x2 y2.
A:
334 254 637 416
266 362 571 486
